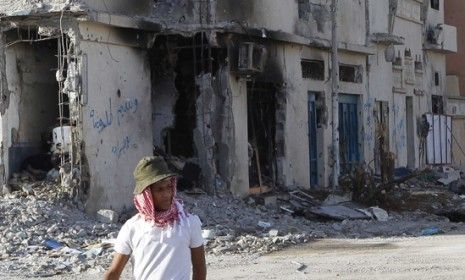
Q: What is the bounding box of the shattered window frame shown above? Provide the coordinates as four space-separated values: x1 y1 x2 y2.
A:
339 64 363 83
301 59 325 80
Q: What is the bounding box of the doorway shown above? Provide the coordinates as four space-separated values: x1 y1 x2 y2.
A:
406 96 415 168
339 94 360 172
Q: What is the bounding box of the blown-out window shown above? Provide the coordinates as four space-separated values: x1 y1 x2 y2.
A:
339 64 363 83
301 60 325 80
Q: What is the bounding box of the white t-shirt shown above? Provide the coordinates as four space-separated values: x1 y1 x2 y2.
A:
114 214 204 280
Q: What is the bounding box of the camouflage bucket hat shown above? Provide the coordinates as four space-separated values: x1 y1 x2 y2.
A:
133 156 176 195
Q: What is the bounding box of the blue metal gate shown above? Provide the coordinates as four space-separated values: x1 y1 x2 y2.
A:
339 94 360 171
308 93 318 186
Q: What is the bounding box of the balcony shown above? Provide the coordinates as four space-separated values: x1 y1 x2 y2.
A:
425 24 457 53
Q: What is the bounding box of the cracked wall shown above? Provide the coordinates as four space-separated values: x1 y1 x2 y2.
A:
0 0 152 16
78 22 153 214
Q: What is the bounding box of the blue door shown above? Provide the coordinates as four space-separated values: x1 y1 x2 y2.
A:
308 93 318 186
339 94 360 172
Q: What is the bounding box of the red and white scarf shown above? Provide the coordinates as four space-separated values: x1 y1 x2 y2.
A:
134 177 187 228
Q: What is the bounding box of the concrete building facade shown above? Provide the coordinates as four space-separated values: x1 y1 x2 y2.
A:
445 0 465 166
0 0 457 214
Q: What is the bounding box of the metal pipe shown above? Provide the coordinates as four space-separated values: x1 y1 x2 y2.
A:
331 0 340 189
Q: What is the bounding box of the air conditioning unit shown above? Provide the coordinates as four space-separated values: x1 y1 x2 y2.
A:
427 24 443 45
237 42 267 76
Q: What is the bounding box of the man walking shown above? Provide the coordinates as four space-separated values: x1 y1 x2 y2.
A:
104 156 207 280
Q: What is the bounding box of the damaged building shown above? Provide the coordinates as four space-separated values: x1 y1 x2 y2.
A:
0 0 458 214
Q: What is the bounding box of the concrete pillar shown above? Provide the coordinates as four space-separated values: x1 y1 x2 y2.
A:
229 76 249 196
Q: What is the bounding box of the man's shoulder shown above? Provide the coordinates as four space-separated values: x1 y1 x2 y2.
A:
185 213 202 226
122 214 144 228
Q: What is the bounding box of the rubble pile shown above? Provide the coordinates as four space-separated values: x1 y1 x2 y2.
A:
2 168 465 276
179 189 465 256
383 167 465 215
0 171 118 277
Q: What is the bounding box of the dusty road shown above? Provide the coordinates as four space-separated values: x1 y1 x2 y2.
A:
208 235 465 280
3 235 465 279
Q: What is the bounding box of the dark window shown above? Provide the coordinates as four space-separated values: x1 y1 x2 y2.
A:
301 60 325 80
432 95 443 114
431 0 439 10
339 65 363 83
434 72 440 86
298 0 310 20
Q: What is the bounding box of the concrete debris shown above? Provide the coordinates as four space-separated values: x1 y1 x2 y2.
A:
202 229 217 240
257 221 272 229
22 183 36 195
438 167 461 185
421 227 442 236
46 169 60 181
322 194 352 206
3 168 465 277
394 167 413 180
369 207 389 222
291 261 307 272
0 171 118 277
308 205 371 221
1 184 11 195
268 229 279 237
449 179 465 195
96 209 119 224
254 194 278 207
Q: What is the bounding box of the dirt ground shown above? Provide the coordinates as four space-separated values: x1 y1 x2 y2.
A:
3 234 465 280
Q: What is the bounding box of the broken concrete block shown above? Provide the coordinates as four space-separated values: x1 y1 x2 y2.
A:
46 169 60 181
291 261 307 272
259 195 277 207
449 179 465 195
22 183 35 195
247 197 256 205
268 229 279 237
438 176 460 186
369 207 389 222
96 209 119 224
252 193 278 207
322 194 351 206
309 205 370 221
257 221 272 229
1 184 11 195
202 229 216 240
438 167 461 185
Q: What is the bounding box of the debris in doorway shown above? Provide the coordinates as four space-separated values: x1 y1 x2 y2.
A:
21 153 56 180
253 193 278 207
179 162 202 191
